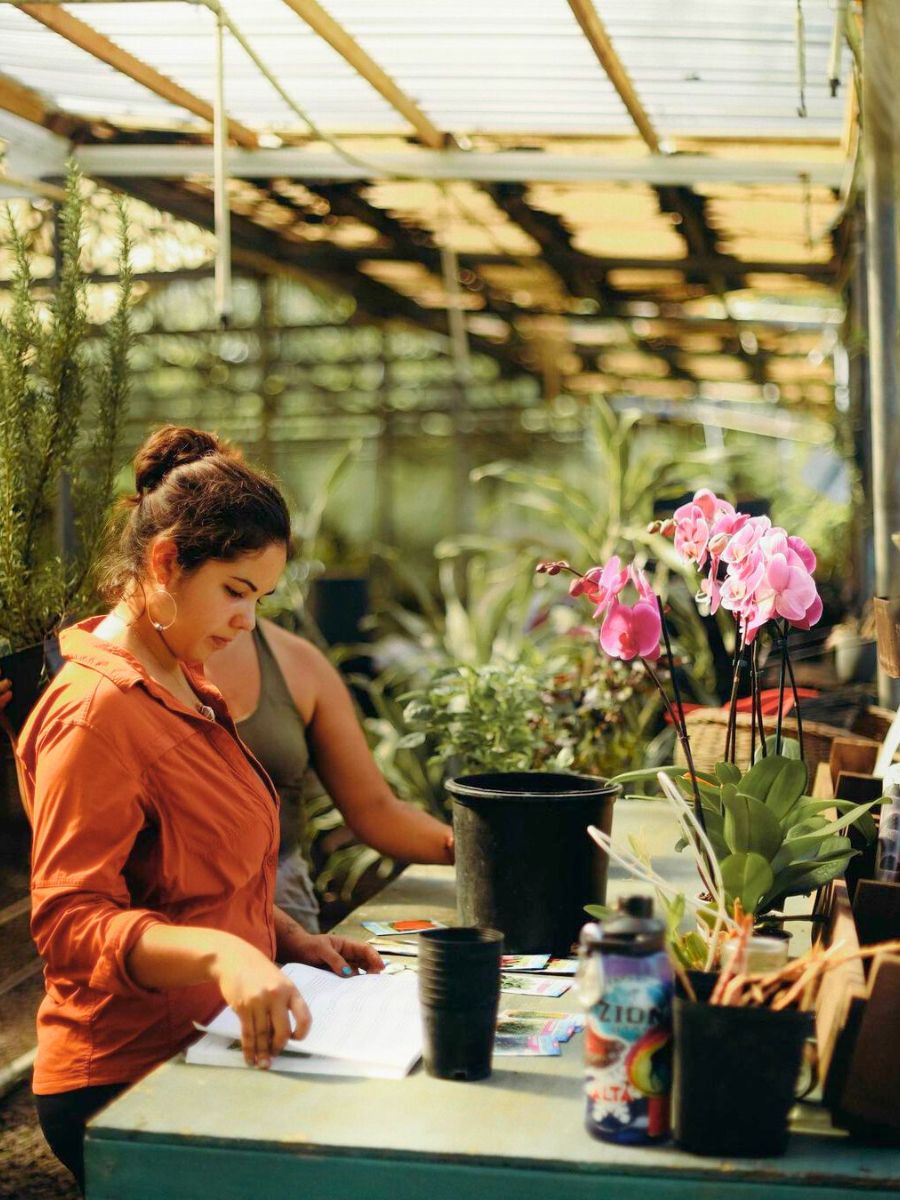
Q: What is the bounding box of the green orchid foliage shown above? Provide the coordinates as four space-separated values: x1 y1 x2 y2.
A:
675 751 878 917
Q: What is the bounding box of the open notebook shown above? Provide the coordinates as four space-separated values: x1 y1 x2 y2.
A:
186 962 422 1079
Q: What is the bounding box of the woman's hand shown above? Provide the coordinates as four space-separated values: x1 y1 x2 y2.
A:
273 905 383 977
211 939 311 1069
295 932 385 977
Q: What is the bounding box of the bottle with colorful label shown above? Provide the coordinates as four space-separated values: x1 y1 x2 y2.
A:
576 895 673 1145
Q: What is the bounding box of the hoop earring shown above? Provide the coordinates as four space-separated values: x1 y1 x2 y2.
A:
147 587 177 632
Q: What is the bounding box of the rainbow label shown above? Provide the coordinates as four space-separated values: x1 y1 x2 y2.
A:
584 951 672 1144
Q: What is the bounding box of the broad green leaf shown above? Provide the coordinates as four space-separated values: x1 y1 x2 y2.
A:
771 834 852 873
756 735 803 762
783 799 878 843
737 754 794 803
763 758 809 819
762 851 859 908
715 761 742 786
723 791 783 859
783 799 878 849
719 852 775 915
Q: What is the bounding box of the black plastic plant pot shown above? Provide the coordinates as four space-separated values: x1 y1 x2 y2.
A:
419 1005 499 1082
446 772 619 955
673 997 812 1157
418 927 503 1009
0 642 47 736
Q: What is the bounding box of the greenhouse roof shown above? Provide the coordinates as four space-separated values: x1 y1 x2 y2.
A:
0 0 859 410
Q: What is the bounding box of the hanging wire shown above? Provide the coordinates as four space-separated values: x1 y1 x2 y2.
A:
796 0 808 118
212 2 232 328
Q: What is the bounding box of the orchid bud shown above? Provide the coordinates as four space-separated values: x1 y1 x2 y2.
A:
708 531 730 556
659 519 676 537
646 520 662 534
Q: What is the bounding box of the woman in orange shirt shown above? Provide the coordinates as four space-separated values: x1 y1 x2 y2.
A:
16 426 382 1192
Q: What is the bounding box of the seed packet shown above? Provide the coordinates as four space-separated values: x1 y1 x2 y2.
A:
367 938 420 956
501 1008 585 1029
500 973 572 998
493 1033 561 1056
496 1016 577 1042
500 954 551 971
361 919 446 936
543 957 578 975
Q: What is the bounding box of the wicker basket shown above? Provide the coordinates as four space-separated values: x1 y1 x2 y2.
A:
674 707 884 776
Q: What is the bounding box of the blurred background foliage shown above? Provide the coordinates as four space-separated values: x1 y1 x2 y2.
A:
0 183 857 924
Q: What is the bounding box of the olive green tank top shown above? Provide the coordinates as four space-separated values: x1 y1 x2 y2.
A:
236 624 310 856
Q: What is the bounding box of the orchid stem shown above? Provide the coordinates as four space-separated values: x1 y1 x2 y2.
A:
775 623 789 755
783 624 804 762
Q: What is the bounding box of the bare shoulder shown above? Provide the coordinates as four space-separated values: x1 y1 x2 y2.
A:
259 619 335 714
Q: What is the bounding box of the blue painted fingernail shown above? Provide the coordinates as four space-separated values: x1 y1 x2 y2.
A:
341 966 352 976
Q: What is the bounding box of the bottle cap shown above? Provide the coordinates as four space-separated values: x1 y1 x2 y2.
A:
579 895 665 956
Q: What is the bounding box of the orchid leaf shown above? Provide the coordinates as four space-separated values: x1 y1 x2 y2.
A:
783 799 878 847
757 735 803 762
761 851 859 909
723 792 783 859
763 758 809 819
736 754 793 804
719 852 774 914
715 761 742 786
783 799 878 842
772 834 853 873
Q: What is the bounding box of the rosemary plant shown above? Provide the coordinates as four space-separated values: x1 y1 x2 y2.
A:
0 164 133 650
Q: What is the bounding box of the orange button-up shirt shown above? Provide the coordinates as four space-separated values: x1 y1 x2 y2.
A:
16 617 280 1094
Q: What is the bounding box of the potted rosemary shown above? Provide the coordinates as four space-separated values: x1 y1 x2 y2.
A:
0 165 133 734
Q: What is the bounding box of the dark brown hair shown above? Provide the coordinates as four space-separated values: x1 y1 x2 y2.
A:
101 426 291 600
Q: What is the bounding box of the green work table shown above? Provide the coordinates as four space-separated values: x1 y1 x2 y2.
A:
85 806 900 1199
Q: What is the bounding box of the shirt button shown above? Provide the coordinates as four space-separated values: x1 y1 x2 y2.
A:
266 853 277 867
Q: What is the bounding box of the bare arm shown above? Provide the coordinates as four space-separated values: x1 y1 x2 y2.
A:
126 924 309 1068
263 622 454 865
273 905 384 973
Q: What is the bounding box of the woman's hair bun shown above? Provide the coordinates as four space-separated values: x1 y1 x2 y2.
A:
133 425 226 496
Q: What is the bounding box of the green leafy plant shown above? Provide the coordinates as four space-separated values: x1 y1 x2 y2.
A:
675 753 877 917
0 164 132 650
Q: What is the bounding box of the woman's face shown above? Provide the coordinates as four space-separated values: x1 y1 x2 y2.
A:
155 542 287 664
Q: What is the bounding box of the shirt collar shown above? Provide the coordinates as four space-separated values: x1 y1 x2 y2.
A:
59 616 229 719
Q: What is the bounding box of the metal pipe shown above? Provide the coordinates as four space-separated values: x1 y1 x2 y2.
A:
862 0 900 706
212 3 232 327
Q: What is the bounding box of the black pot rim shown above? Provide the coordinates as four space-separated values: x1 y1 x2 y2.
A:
446 771 621 803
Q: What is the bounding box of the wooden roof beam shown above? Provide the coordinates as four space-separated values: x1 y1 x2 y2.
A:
21 4 259 148
100 175 531 381
485 182 697 384
280 0 446 149
567 0 660 152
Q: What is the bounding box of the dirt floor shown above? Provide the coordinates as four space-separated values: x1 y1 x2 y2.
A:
0 1082 79 1200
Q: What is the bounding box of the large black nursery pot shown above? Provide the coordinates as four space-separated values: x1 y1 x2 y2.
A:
446 771 619 955
673 997 812 1157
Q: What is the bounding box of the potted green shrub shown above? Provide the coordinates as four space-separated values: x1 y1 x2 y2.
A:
0 164 133 733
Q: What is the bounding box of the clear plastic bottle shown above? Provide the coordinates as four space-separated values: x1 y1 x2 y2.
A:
875 775 900 884
576 896 673 1145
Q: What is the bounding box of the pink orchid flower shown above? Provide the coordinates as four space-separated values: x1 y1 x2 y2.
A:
791 592 823 631
685 489 736 523
672 504 711 568
599 598 662 661
719 549 766 616
787 535 816 574
754 550 818 624
568 556 628 612
720 515 770 567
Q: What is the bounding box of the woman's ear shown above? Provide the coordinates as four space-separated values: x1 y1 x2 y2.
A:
148 536 180 588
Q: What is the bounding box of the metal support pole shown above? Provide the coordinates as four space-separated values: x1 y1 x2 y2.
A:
439 231 472 534
862 0 900 706
846 205 875 614
213 4 232 327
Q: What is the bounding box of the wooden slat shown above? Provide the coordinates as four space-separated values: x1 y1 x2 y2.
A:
0 71 47 126
281 0 445 149
567 0 660 152
21 3 258 148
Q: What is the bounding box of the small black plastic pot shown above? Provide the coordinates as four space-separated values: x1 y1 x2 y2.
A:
673 997 812 1157
418 927 503 1081
0 642 48 736
447 771 619 954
